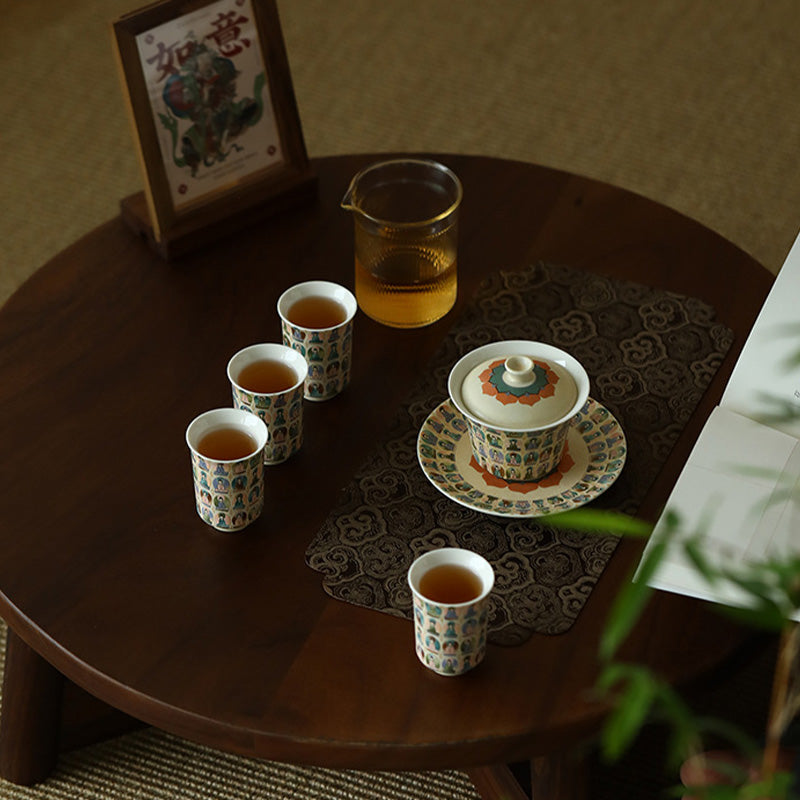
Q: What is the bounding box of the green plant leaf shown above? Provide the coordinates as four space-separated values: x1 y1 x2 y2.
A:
690 784 747 800
594 661 626 691
599 664 660 761
599 533 665 661
683 538 719 585
710 567 790 629
652 687 703 768
713 602 789 632
546 509 652 537
763 557 800 607
730 576 777 598
599 579 655 662
690 715 762 762
782 340 800 369
740 771 795 799
731 464 785 480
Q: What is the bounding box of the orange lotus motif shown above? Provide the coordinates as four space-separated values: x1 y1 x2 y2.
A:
479 358 559 406
469 446 575 494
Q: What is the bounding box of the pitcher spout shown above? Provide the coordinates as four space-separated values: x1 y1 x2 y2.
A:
340 179 358 212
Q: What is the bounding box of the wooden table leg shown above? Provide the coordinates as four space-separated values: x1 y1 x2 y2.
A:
530 751 588 799
0 629 64 785
468 751 588 800
468 764 531 800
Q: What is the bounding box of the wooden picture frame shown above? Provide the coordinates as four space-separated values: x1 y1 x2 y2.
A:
112 0 316 258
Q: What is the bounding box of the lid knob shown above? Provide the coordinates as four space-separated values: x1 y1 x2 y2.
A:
502 356 536 387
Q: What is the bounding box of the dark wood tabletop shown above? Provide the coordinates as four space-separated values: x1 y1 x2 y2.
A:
0 154 774 795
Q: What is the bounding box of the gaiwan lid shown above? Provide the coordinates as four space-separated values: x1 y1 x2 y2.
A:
461 354 578 429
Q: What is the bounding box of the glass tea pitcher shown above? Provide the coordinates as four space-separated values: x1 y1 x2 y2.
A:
341 159 462 328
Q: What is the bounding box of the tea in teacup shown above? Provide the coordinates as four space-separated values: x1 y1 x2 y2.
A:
196 427 258 461
277 280 357 402
407 547 494 677
286 295 348 329
185 408 267 532
417 563 483 604
236 359 299 394
227 343 307 464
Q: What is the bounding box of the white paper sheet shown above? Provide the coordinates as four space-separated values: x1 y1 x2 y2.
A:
722 232 800 438
641 230 800 616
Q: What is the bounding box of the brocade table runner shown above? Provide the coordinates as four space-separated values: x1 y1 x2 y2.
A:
305 263 733 645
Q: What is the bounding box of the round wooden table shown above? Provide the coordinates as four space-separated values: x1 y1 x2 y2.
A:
0 155 773 797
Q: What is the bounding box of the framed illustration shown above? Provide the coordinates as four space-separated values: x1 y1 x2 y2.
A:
113 0 316 257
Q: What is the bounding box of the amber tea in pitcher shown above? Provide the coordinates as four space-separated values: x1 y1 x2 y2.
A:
354 247 457 330
342 159 462 328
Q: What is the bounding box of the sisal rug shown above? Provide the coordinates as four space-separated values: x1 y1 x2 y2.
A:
0 623 480 800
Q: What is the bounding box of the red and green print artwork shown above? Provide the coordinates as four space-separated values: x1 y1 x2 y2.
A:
158 39 265 176
138 0 283 206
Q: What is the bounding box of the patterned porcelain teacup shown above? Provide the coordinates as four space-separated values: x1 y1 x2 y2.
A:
185 408 268 532
407 547 494 677
227 343 307 464
448 340 590 482
277 280 357 402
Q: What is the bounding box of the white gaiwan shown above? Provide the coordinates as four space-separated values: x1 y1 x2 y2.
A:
448 341 589 482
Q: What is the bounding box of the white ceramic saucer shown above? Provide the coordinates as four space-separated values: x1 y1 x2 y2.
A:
417 398 627 518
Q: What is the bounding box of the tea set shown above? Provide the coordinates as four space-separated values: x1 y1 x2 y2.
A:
184 159 629 677
417 338 627 519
